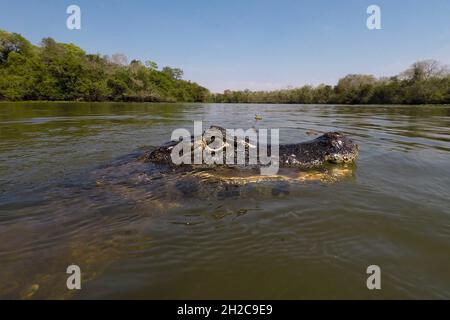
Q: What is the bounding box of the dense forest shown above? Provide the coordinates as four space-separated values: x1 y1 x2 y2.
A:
212 60 450 104
1 29 450 104
0 30 210 102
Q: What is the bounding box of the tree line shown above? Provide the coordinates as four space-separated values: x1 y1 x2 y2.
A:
0 30 209 102
1 30 449 105
212 60 450 105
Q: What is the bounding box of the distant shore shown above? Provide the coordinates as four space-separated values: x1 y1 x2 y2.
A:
1 29 449 105
1 101 449 107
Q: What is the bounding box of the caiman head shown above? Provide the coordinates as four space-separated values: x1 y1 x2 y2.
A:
312 132 359 164
279 132 359 167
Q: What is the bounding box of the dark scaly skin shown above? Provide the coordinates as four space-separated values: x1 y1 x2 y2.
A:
142 126 359 170
278 132 359 167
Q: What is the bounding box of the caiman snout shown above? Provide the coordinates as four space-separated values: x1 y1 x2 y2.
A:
320 132 359 164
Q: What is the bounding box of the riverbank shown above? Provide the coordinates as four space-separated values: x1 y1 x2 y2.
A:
1 100 450 107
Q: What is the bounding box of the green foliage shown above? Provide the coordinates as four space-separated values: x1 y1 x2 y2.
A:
0 30 34 63
213 60 450 105
0 30 209 102
162 66 184 80
1 29 449 105
145 60 158 70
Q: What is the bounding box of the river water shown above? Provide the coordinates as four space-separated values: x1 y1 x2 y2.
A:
0 102 449 299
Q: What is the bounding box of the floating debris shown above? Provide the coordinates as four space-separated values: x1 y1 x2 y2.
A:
21 284 39 299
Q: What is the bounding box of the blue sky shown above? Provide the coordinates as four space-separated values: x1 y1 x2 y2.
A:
1 0 450 92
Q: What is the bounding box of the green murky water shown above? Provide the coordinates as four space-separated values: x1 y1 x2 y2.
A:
0 102 449 299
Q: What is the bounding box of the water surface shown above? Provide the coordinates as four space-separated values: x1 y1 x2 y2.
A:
0 102 449 299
